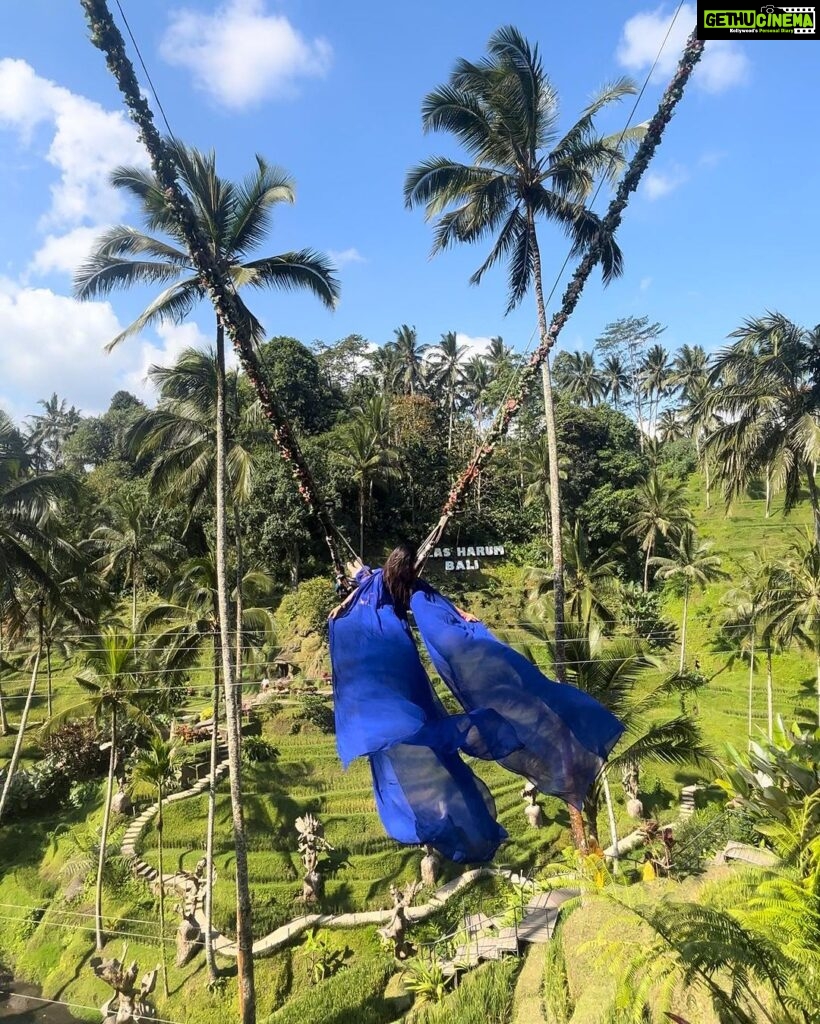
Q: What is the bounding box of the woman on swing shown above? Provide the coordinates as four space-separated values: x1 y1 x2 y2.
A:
329 542 622 863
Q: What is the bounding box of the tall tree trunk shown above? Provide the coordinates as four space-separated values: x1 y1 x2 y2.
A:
601 773 620 873
766 648 773 741
95 709 117 950
447 392 454 451
679 586 689 673
358 484 365 560
529 213 582 849
583 794 599 845
132 570 138 635
643 542 653 594
805 461 820 549
0 615 9 736
704 454 711 511
204 637 220 984
215 324 256 1024
0 622 42 824
157 784 169 997
747 630 755 750
289 541 300 591
765 466 772 519
46 640 53 721
234 502 244 694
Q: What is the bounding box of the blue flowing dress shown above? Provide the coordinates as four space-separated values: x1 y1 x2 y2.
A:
410 582 624 810
329 569 518 863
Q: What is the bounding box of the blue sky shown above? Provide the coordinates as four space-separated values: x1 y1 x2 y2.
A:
1 0 818 424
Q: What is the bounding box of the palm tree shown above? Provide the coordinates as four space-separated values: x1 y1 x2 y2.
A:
553 351 605 406
91 491 177 632
624 471 693 592
66 629 150 949
428 331 467 449
656 408 686 444
26 393 81 472
463 355 491 429
405 24 642 700
721 558 771 745
130 736 185 997
129 346 256 680
641 343 672 437
391 325 428 396
368 343 402 395
75 142 337 1013
523 435 563 546
765 530 820 724
651 527 727 671
600 353 629 411
485 336 514 379
668 343 708 405
703 313 820 541
337 397 400 557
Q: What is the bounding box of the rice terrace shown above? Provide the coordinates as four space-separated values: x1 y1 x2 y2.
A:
1 3 818 1024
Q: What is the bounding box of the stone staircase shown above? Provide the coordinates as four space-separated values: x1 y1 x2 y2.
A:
120 742 230 886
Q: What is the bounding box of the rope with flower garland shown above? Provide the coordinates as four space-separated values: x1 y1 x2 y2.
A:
79 0 351 586
416 30 705 567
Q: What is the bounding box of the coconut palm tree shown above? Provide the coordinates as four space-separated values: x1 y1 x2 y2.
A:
428 331 467 449
704 313 820 541
26 393 81 472
624 471 693 592
600 353 630 411
405 24 642 700
657 408 686 444
765 530 820 725
75 144 337 1005
641 343 673 437
368 343 402 395
129 346 257 680
65 629 151 949
553 351 605 406
391 325 428 396
651 527 727 672
485 337 514 380
90 491 178 632
130 736 185 996
337 397 400 557
463 355 492 429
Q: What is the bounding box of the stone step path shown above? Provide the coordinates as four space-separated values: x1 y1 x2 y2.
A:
438 887 577 978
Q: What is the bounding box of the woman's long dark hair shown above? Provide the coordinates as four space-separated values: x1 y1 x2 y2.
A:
382 542 418 616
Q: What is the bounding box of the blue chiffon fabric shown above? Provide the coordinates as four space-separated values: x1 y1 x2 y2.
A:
329 570 515 862
329 568 624 862
410 582 624 810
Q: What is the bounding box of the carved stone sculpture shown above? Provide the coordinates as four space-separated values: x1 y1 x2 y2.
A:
91 945 158 1024
521 782 544 828
175 911 203 967
111 780 132 816
295 812 332 903
377 882 421 960
419 843 441 886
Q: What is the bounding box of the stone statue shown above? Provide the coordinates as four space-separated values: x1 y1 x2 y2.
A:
175 908 203 967
419 843 441 886
521 782 544 828
377 882 421 960
91 945 158 1024
622 760 644 819
295 812 332 903
111 780 132 816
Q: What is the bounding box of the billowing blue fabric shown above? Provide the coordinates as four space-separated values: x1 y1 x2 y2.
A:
410 582 624 810
329 569 515 862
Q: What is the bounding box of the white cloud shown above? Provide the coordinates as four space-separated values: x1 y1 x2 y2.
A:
0 58 143 227
617 4 750 94
28 226 102 276
643 166 688 200
328 247 366 268
160 0 332 110
0 58 145 278
640 276 653 291
455 333 493 359
0 280 225 418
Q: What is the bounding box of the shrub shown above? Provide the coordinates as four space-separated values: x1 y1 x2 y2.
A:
296 695 335 735
242 736 280 766
42 718 106 779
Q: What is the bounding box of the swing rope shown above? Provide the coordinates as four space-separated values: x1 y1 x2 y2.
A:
81 0 702 586
80 0 352 585
415 30 705 567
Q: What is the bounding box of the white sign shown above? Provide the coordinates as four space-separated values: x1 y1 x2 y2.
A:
429 543 506 572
